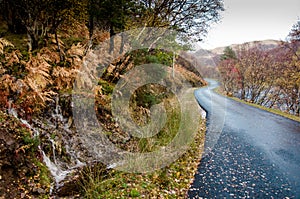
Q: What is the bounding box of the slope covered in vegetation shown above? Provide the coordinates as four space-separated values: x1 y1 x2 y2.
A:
217 20 300 117
0 0 224 198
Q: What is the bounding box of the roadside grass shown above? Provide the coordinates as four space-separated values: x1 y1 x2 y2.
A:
215 87 300 123
80 119 205 198
134 95 181 153
79 88 206 198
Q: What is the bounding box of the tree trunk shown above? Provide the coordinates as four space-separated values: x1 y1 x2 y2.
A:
119 33 125 54
55 31 64 62
27 31 39 51
241 80 245 100
109 24 115 54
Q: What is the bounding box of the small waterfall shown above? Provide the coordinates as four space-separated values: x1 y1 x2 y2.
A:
52 95 65 126
41 151 71 186
8 100 18 118
7 96 86 193
49 138 57 164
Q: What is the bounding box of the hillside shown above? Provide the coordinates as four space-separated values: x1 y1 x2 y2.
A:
193 39 281 68
0 18 207 199
210 39 281 55
189 39 282 78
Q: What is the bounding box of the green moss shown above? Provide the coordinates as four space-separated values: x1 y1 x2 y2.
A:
62 37 84 49
103 131 112 136
34 159 52 187
98 79 114 95
50 133 56 140
22 132 40 152
3 33 28 52
129 189 140 197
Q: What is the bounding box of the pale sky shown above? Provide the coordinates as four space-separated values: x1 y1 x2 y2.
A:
198 0 300 50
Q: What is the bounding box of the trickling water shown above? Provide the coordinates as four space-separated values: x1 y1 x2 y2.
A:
8 104 69 184
8 100 18 118
49 138 57 165
53 95 65 125
42 151 71 185
7 95 86 193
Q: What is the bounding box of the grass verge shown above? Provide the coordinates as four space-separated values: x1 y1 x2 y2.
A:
79 88 206 198
215 87 300 123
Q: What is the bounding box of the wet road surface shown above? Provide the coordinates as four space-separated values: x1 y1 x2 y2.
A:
188 80 300 198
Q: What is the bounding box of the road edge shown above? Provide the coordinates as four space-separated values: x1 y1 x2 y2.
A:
214 87 300 123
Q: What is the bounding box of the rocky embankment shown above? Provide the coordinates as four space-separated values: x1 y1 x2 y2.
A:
0 111 50 198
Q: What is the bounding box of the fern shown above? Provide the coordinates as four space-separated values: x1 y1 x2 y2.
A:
53 66 78 90
23 53 55 106
40 47 61 63
0 38 14 54
5 50 22 66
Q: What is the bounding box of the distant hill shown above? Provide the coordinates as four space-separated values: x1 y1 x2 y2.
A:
193 39 281 68
210 39 281 55
193 48 219 67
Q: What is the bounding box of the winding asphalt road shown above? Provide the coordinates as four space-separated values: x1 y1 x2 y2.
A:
188 79 300 198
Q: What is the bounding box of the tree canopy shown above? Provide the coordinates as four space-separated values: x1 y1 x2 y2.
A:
0 0 224 50
287 19 300 42
220 46 237 60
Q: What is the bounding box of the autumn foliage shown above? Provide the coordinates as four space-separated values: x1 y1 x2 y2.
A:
218 21 300 116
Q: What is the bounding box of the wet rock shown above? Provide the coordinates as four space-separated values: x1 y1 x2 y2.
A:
0 111 51 198
33 187 46 194
56 162 108 197
56 174 81 197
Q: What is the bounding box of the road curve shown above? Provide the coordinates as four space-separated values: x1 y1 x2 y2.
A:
188 79 300 198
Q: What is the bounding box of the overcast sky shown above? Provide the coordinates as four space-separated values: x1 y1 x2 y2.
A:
198 0 300 49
